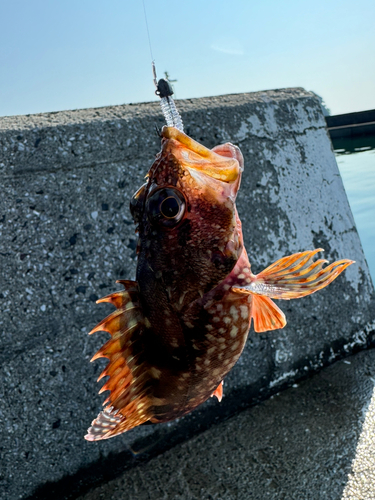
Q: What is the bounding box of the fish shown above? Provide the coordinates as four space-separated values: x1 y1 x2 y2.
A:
85 126 354 441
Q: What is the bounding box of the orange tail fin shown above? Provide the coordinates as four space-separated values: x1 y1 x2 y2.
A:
233 249 354 332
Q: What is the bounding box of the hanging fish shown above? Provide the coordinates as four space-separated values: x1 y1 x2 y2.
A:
85 125 353 441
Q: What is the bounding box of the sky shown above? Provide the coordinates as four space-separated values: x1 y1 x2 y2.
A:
0 0 374 117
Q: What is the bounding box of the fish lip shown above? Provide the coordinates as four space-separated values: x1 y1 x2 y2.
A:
161 126 242 184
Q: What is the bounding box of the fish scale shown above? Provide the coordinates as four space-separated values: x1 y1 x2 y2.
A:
85 126 354 441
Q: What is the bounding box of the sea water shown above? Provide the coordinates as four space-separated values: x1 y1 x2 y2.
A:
336 149 375 283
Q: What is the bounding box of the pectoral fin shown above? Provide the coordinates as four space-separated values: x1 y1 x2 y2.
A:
232 249 354 333
234 249 354 300
211 381 223 402
250 295 286 332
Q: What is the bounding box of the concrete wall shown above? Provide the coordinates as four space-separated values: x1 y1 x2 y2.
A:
0 88 374 500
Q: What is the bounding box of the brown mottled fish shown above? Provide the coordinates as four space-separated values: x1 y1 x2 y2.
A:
85 126 353 441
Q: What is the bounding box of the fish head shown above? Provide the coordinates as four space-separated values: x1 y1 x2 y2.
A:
130 126 244 309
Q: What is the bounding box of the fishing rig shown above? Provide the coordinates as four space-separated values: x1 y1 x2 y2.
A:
142 0 183 131
152 62 184 132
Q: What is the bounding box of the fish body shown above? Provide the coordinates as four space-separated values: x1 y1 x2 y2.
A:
85 127 353 441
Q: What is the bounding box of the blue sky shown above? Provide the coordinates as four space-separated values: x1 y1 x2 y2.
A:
0 0 374 117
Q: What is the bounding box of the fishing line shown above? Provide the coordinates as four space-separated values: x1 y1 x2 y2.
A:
142 0 154 63
141 0 184 132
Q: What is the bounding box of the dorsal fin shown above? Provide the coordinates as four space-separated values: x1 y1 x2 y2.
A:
85 280 153 441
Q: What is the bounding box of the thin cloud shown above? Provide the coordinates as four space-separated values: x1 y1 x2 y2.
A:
210 39 244 55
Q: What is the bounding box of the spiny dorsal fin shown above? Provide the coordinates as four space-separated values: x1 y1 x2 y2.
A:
85 407 125 441
85 280 153 441
85 396 151 441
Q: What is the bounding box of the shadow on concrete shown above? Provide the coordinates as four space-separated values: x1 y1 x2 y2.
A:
75 348 375 500
26 347 375 500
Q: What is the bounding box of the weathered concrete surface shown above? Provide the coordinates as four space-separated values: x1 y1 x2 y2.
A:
77 348 375 500
0 89 374 499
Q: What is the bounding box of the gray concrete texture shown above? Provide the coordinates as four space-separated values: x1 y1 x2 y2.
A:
0 88 374 499
77 348 375 500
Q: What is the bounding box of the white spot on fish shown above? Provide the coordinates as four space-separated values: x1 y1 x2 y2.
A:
239 305 249 319
230 305 239 321
230 326 238 338
231 340 240 351
128 318 138 329
150 367 161 379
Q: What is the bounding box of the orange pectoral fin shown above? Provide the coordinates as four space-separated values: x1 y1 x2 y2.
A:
232 249 354 333
211 381 223 402
235 249 354 300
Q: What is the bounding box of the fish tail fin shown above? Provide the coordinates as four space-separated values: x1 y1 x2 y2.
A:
233 249 354 333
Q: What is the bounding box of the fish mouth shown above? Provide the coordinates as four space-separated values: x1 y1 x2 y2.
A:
161 126 242 184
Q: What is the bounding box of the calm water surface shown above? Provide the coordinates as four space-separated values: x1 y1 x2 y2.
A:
336 149 375 283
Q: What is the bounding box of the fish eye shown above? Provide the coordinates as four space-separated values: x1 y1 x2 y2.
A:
146 187 186 228
160 196 180 219
130 183 147 224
